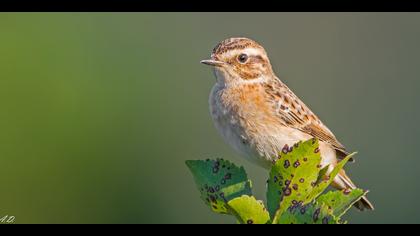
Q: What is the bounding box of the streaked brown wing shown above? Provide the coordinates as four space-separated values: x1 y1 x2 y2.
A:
265 79 351 161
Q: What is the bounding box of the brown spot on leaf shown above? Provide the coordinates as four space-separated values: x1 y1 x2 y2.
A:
284 160 290 168
209 195 217 203
313 208 321 222
282 144 289 154
284 188 292 196
300 206 306 214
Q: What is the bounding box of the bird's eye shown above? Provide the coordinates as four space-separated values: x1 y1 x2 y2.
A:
237 54 248 64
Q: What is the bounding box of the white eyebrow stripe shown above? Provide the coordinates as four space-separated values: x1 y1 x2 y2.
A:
222 47 264 58
243 48 264 56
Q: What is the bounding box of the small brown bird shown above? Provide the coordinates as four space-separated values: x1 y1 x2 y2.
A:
201 37 373 211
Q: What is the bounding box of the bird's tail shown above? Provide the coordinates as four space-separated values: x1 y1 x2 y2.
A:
336 171 374 211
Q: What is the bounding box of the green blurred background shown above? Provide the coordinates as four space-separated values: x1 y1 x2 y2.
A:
0 13 419 224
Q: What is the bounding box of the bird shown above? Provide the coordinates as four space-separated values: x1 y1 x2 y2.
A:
200 37 373 211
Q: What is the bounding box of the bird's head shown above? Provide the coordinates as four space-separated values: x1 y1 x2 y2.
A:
201 37 274 85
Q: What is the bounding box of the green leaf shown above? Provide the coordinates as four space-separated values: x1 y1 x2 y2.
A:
186 141 365 224
304 153 356 204
267 138 322 220
316 188 367 218
276 202 342 224
227 195 270 224
186 159 252 214
316 165 330 183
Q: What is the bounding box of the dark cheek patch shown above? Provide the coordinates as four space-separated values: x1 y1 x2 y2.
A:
235 63 261 80
253 55 265 64
238 68 260 80
252 55 268 67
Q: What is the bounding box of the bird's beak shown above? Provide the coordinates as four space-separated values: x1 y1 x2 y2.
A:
200 59 225 67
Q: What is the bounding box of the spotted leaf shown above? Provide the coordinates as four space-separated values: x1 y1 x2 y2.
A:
276 201 342 224
186 159 252 214
316 188 367 218
227 195 270 224
267 138 322 220
304 153 356 204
